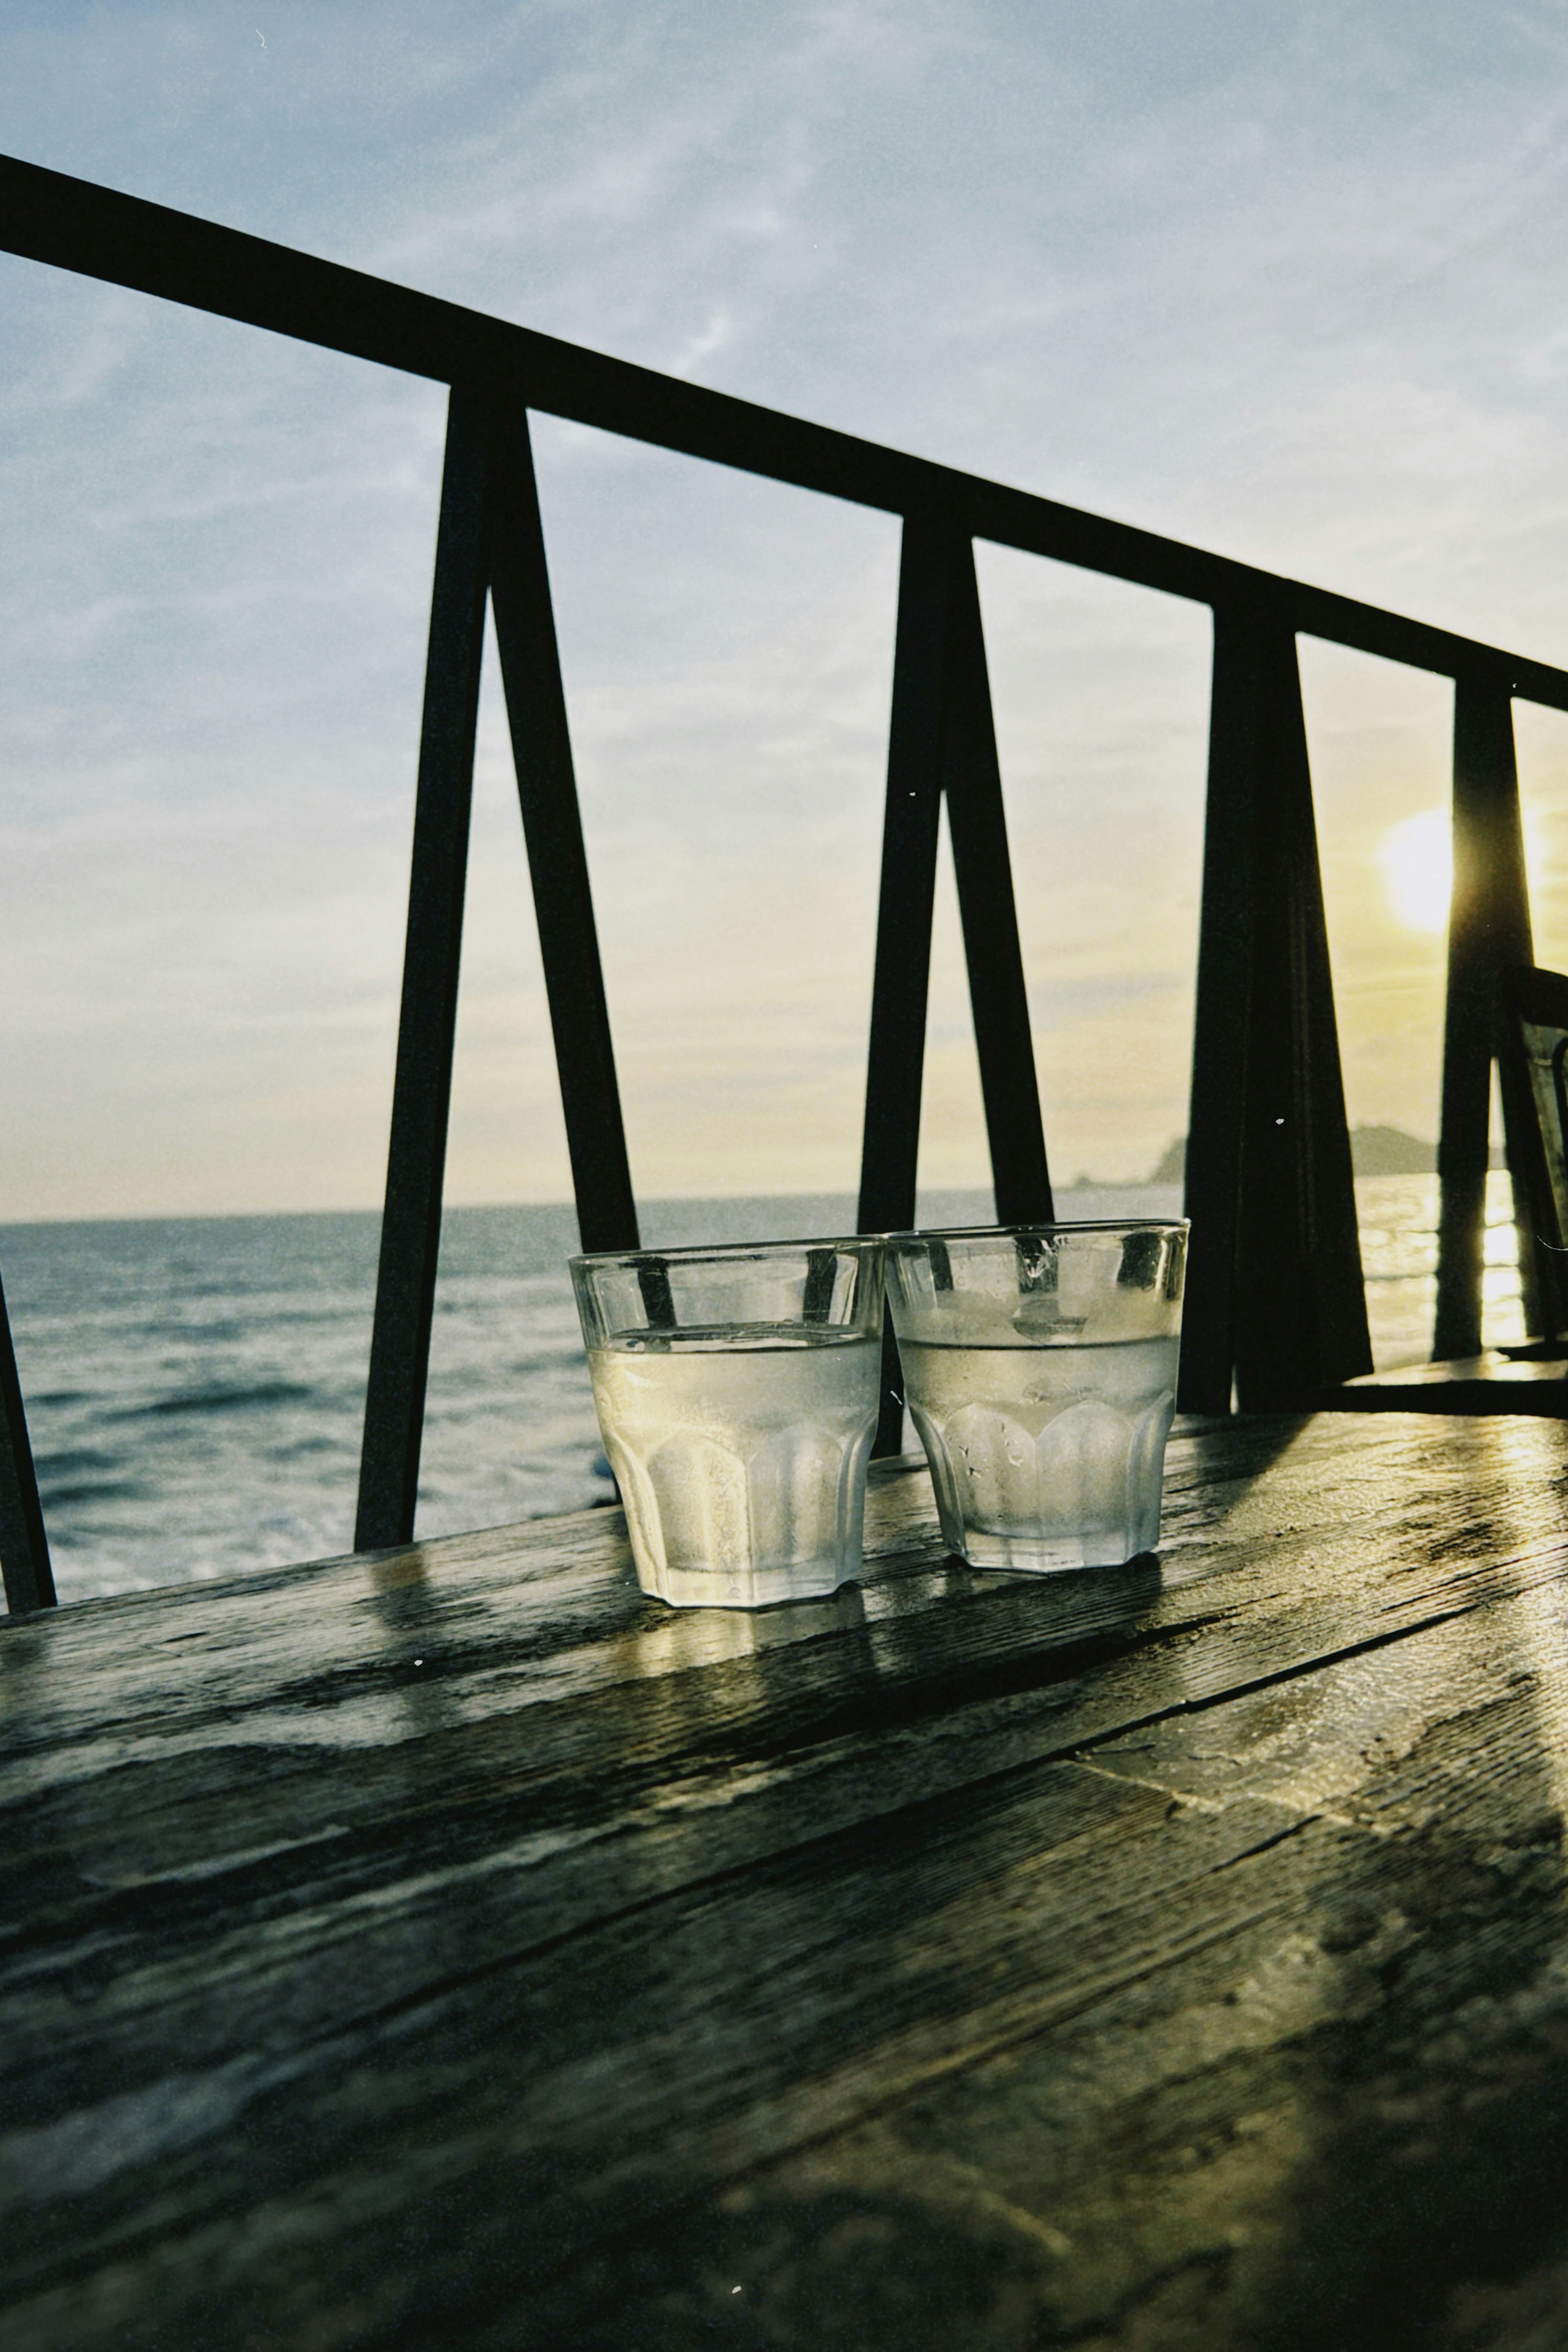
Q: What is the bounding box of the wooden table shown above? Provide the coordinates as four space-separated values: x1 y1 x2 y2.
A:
7 1413 1568 2350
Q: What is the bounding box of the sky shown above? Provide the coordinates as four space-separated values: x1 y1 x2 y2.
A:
6 0 1568 1220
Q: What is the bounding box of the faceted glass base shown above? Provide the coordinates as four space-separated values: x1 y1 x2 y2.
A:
637 1555 858 1610
947 1526 1156 1574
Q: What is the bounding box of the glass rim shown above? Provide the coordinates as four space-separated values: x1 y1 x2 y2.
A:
882 1218 1189 1245
569 1232 884 1274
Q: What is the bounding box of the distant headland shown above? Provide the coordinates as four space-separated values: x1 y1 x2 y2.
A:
1065 1126 1502 1190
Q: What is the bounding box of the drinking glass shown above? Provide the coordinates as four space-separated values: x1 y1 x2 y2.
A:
885 1222 1188 1572
570 1237 885 1608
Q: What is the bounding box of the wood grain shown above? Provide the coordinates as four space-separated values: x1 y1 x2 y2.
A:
5 1416 1568 2348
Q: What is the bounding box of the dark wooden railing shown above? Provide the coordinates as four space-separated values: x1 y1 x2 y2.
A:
2 154 1564 1610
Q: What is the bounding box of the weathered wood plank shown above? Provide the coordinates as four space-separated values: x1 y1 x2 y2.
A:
4 1416 1568 2348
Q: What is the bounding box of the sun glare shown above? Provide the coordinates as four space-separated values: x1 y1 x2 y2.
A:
1379 808 1452 934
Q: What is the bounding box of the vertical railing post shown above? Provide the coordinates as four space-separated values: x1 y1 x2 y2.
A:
488 412 638 1256
355 384 492 1552
943 541 1054 1227
1434 670 1533 1358
1181 600 1265 1412
858 509 954 1453
1234 612 1370 1406
0 1265 53 1613
1181 595 1371 1412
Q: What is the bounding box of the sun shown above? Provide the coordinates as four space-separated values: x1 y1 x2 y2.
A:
1379 809 1452 934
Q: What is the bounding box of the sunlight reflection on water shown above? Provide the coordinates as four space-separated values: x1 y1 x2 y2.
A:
1356 1169 1524 1369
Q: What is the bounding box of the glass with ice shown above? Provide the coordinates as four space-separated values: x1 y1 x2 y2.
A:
885 1222 1188 1572
570 1236 885 1608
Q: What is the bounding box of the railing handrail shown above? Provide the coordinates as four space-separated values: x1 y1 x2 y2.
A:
4 153 1566 708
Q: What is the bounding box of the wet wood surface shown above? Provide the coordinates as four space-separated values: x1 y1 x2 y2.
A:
7 1412 1568 2349
1330 1350 1568 1414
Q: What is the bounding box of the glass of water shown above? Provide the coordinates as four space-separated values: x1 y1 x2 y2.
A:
885 1222 1188 1572
570 1236 885 1609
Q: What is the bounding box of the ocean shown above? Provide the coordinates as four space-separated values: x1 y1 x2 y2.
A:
0 1173 1524 1604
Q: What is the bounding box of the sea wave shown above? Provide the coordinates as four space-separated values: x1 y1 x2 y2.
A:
109 1380 318 1420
